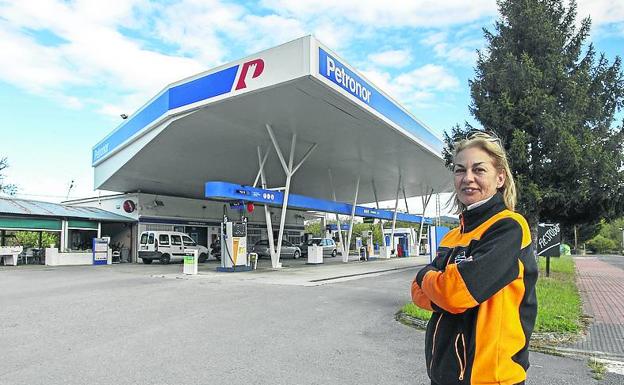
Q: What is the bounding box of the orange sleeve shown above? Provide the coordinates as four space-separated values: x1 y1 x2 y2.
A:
420 264 479 314
411 279 434 311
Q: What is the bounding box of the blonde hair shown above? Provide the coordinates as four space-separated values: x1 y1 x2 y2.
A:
451 132 517 213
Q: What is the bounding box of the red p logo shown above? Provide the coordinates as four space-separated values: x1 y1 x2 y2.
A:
235 59 265 90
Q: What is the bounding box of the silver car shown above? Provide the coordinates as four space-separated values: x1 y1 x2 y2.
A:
300 238 338 258
252 239 301 259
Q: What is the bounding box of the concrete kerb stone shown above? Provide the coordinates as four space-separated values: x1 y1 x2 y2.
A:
396 310 624 365
150 255 430 286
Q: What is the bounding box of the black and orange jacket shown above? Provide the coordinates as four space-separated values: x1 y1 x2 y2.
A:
411 193 537 385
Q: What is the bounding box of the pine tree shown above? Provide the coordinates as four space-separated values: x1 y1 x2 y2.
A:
444 0 624 234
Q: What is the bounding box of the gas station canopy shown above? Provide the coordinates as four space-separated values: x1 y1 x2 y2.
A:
92 36 452 204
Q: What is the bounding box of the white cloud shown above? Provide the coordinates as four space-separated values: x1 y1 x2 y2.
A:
312 21 357 51
368 49 412 68
0 0 206 115
577 1 624 37
1 0 620 124
397 65 460 90
260 0 497 28
362 64 459 109
578 0 624 26
152 0 245 65
235 14 306 52
0 23 79 93
0 0 312 117
420 28 483 66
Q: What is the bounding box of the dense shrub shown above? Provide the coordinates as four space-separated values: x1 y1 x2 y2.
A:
586 235 618 253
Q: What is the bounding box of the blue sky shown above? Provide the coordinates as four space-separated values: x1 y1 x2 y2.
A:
1 0 623 207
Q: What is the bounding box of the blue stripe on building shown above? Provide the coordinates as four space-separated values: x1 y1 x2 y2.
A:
92 65 240 164
205 181 432 224
318 48 443 154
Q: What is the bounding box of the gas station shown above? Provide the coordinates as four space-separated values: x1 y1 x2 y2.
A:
87 35 453 270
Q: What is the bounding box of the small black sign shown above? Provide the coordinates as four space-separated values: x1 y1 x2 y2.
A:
232 223 247 237
537 223 561 257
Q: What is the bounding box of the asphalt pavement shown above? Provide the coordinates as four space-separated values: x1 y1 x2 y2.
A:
1 258 622 385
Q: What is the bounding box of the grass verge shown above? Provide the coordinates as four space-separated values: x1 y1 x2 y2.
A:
534 255 583 333
400 255 584 337
400 303 432 321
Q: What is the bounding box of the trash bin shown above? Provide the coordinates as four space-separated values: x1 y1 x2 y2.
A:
359 246 367 261
307 245 323 264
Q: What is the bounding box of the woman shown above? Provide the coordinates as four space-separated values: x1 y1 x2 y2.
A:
411 132 538 385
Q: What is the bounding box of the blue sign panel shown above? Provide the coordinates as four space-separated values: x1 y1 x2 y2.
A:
205 181 432 224
326 224 350 231
92 238 109 265
318 48 443 154
93 65 241 164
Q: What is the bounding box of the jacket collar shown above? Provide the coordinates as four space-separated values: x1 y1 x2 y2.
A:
459 192 507 233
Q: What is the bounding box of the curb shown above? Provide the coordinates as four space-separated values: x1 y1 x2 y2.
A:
395 311 624 363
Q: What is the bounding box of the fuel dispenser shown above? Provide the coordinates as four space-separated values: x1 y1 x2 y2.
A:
217 207 252 272
364 231 374 260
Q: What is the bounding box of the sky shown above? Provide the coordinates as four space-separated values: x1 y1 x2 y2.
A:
1 0 623 215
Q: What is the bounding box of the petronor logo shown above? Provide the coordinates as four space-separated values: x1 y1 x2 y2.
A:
235 59 265 90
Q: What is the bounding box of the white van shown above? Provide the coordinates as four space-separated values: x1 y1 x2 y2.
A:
139 231 210 264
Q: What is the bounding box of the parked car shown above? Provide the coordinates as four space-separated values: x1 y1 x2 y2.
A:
300 238 338 258
252 239 301 259
139 231 210 264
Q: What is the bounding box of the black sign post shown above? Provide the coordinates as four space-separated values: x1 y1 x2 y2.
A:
537 223 561 277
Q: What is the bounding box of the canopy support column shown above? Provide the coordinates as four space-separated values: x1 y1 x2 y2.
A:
266 124 317 268
402 187 410 214
417 189 434 257
257 146 276 263
328 168 347 258
253 147 271 188
390 175 401 256
344 175 360 263
372 179 384 256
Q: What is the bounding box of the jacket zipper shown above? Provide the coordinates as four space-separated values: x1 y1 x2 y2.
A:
454 333 467 381
429 314 443 372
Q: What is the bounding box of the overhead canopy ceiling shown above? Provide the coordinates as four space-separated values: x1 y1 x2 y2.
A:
93 36 452 205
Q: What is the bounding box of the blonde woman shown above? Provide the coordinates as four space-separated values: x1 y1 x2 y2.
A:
411 131 538 385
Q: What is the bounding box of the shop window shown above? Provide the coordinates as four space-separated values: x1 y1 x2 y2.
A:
68 229 98 251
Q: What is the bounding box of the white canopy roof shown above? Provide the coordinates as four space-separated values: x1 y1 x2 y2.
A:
92 36 452 204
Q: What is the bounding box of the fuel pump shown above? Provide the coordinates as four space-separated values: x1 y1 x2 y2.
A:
218 207 250 271
365 231 374 260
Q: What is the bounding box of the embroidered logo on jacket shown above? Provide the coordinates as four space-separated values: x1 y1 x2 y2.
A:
454 250 473 264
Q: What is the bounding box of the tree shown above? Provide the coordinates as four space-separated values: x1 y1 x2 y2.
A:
9 231 59 248
444 0 624 235
304 220 323 236
586 217 624 252
0 157 17 195
586 235 617 254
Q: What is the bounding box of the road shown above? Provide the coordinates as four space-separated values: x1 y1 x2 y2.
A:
1 262 622 384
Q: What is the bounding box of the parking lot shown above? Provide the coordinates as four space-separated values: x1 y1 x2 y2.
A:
0 257 615 385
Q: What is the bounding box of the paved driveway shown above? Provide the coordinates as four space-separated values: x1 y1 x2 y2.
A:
1 262 621 384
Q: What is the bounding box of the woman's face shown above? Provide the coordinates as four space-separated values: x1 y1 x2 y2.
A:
453 146 505 207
